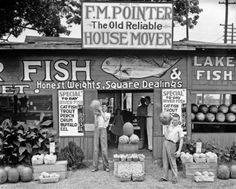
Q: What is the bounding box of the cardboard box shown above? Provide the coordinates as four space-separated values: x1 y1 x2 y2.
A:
183 162 217 178
33 160 68 180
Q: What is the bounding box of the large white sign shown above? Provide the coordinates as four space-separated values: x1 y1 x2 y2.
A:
82 2 173 49
162 89 187 121
58 90 84 136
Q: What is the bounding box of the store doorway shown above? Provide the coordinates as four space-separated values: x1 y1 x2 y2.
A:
98 90 154 157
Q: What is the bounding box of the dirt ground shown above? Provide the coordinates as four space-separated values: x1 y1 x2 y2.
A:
1 160 236 189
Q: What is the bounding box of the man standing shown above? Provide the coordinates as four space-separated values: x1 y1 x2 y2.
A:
137 97 147 149
145 96 153 151
92 102 111 172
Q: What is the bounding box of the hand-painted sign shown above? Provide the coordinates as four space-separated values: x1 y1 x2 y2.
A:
193 56 235 81
0 54 185 94
162 89 187 121
58 90 84 136
82 2 173 49
101 56 181 80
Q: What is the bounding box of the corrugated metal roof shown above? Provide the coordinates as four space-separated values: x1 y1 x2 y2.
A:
0 37 236 50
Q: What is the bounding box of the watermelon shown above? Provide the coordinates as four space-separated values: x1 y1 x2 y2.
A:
226 113 236 122
218 104 229 114
230 165 236 179
198 104 208 114
0 168 7 184
205 113 215 122
7 168 19 183
123 122 134 136
159 112 172 125
216 112 226 122
20 167 33 182
195 112 205 122
229 104 236 113
218 165 230 179
209 105 218 114
191 104 198 113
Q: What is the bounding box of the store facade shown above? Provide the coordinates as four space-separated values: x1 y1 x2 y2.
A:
1 41 236 160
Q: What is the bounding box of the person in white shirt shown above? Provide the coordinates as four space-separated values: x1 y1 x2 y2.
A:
92 102 111 172
145 96 153 151
160 113 184 184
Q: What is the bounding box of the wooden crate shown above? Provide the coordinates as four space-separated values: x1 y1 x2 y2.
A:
33 160 68 180
118 143 139 153
113 161 145 177
183 162 217 178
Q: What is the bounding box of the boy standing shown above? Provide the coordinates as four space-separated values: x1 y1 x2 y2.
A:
160 113 184 184
92 102 111 172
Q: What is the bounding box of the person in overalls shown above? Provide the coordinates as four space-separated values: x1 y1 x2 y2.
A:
160 113 184 184
92 102 111 172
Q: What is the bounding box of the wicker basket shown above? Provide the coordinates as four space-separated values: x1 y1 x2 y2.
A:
181 157 193 164
39 175 60 184
194 157 206 163
206 158 217 163
132 173 145 182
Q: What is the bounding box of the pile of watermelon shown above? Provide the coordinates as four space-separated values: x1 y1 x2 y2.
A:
119 122 140 144
217 164 236 180
191 104 236 122
0 165 33 184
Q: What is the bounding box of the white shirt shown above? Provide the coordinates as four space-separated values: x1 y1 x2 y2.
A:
147 103 153 117
164 124 184 143
96 112 111 128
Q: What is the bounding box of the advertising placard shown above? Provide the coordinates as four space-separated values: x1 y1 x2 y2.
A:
58 90 84 136
162 89 187 121
82 2 173 49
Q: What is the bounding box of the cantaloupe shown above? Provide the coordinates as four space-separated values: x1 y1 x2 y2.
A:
217 165 230 180
119 135 129 144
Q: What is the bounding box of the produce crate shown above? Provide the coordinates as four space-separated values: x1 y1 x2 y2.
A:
113 161 145 177
118 143 138 153
183 162 217 178
33 160 68 180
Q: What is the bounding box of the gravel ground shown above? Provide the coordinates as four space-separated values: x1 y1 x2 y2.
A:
1 160 236 189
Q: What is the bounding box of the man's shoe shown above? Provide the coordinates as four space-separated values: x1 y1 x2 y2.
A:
105 168 110 172
91 168 98 172
159 177 168 182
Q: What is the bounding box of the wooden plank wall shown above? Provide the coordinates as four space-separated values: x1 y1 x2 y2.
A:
192 133 236 148
58 132 94 161
57 89 97 161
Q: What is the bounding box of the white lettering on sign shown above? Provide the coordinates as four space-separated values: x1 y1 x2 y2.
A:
22 60 91 82
82 3 173 49
193 56 236 81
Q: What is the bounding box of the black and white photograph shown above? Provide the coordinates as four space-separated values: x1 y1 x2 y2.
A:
0 0 236 188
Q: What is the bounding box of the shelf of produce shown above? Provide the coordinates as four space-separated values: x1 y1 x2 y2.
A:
192 122 236 125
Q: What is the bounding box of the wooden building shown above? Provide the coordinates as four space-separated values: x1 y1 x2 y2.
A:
0 37 236 161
